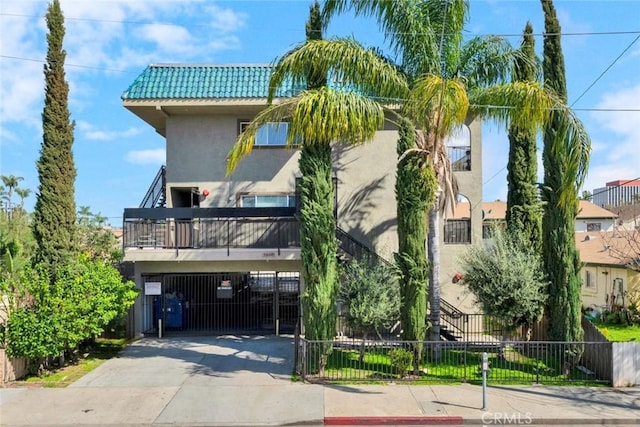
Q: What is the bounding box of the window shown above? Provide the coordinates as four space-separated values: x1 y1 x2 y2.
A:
586 222 602 232
240 194 296 208
446 125 471 171
585 270 594 289
239 121 290 146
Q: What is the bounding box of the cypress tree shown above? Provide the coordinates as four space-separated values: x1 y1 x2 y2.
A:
299 1 337 372
540 0 584 344
506 22 543 249
395 117 437 372
33 0 78 275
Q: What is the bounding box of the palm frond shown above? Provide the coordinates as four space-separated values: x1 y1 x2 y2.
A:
404 75 469 138
469 81 555 131
268 38 409 104
455 36 518 87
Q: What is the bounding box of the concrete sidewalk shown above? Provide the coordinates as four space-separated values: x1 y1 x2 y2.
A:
323 384 640 425
1 335 638 426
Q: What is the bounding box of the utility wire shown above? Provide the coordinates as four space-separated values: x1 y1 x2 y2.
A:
0 55 131 73
589 177 640 198
571 34 640 108
2 12 639 38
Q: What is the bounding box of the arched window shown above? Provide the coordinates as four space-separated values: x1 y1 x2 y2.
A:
444 194 471 244
445 125 471 171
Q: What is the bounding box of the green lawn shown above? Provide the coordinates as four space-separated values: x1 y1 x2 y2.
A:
18 338 128 388
593 321 640 342
308 345 605 385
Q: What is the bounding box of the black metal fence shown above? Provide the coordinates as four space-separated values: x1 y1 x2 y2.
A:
296 338 611 385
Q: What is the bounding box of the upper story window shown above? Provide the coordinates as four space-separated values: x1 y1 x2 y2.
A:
240 194 296 208
446 125 471 172
239 121 291 146
445 194 472 244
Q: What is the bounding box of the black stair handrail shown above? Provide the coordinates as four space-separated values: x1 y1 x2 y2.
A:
140 165 166 208
440 298 468 335
335 227 391 267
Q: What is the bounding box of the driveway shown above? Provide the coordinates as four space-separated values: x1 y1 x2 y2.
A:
72 334 297 387
1 335 325 426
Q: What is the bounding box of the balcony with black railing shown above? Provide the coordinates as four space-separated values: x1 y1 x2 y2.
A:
448 145 471 172
123 207 300 254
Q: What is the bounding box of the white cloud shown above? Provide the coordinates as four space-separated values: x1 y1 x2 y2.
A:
137 23 196 55
77 121 143 141
205 4 247 33
125 148 165 165
584 83 640 191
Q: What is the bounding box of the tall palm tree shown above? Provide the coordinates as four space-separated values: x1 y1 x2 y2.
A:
322 0 590 348
1 175 24 209
15 188 32 209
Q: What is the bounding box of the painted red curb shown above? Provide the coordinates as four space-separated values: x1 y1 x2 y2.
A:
324 416 464 425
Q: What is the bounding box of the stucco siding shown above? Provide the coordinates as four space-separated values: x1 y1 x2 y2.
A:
165 114 301 208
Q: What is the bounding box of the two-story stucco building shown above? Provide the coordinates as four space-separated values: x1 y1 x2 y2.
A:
121 64 482 337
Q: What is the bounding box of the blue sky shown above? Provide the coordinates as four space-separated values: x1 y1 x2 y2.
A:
1 0 639 225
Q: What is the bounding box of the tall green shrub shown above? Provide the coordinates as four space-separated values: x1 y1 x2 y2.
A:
338 258 399 339
461 227 547 337
394 117 437 372
298 1 337 374
32 0 78 276
506 22 543 250
540 0 585 345
4 257 137 364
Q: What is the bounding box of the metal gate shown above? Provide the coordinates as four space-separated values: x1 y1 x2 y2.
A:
142 272 299 335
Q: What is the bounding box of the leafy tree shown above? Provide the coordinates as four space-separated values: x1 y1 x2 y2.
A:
506 22 543 250
32 0 78 276
395 117 436 370
338 258 400 339
3 256 137 367
461 227 547 338
580 190 593 201
540 0 587 345
77 206 121 262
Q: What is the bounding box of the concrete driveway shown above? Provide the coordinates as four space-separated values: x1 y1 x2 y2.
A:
1 335 325 426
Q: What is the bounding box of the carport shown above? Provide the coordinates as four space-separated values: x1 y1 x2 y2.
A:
141 272 300 336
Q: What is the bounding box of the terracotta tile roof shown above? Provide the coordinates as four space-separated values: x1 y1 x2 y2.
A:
575 230 638 267
447 200 618 220
576 200 618 219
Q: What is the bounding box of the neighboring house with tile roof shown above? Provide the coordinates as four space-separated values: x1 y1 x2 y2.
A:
120 64 484 337
575 230 640 313
449 200 618 237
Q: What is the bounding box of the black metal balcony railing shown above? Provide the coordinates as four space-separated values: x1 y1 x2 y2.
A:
123 207 299 253
448 145 471 171
444 219 471 244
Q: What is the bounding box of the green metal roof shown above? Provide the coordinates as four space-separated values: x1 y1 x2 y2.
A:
122 64 305 100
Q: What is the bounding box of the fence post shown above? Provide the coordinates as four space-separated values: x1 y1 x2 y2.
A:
463 340 468 383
